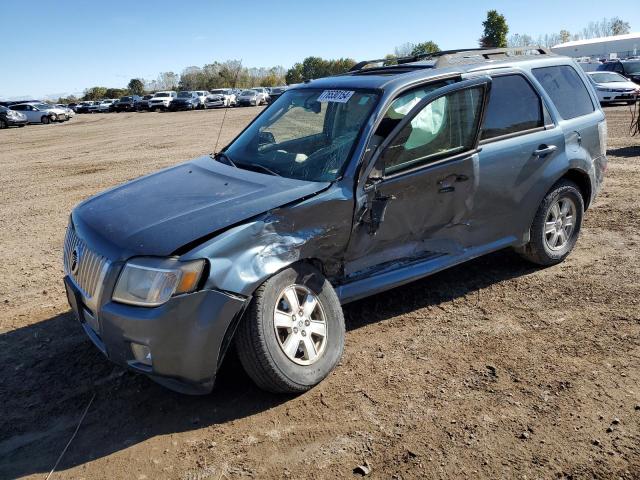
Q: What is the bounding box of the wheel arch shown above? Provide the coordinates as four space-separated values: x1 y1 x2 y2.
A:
561 168 592 210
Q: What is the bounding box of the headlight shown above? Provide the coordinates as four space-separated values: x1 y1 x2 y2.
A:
113 257 206 307
596 87 613 92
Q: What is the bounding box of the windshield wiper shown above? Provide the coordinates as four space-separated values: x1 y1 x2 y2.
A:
211 151 236 168
236 162 282 177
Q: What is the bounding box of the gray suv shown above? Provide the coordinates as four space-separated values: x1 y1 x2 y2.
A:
63 48 607 395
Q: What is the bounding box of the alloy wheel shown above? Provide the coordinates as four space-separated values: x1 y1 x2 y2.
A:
544 197 576 251
273 284 328 366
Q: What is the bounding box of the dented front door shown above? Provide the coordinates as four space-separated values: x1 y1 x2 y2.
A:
343 78 491 278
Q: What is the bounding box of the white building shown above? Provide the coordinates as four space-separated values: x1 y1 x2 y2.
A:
551 33 640 59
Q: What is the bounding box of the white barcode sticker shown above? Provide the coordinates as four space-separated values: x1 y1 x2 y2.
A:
317 90 355 103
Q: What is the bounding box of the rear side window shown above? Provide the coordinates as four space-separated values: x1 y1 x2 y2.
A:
532 66 594 120
481 75 543 140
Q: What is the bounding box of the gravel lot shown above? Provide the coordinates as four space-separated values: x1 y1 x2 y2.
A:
0 106 639 479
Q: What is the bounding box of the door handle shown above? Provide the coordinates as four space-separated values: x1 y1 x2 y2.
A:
438 174 469 193
533 144 558 158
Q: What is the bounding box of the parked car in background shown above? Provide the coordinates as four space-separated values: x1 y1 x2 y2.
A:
136 94 155 111
75 101 95 114
193 91 209 109
148 91 177 111
237 89 267 106
597 60 640 84
87 101 102 113
114 95 142 112
267 86 287 102
67 102 79 112
10 103 68 124
98 99 117 112
586 71 640 105
205 89 236 108
170 91 200 111
55 104 76 119
0 105 27 128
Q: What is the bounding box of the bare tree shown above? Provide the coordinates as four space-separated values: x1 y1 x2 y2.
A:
393 42 415 57
507 33 535 48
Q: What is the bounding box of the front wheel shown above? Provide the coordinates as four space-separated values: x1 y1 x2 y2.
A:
41 116 50 124
515 180 584 266
235 263 345 393
0 119 6 129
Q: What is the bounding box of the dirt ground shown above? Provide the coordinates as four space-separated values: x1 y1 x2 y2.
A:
1 105 639 480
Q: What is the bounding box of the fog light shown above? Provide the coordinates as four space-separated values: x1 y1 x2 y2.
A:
131 343 152 366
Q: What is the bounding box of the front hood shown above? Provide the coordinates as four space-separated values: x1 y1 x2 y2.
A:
598 81 638 89
72 155 330 257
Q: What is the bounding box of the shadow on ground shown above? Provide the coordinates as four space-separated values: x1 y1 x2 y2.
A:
0 249 537 478
608 146 640 158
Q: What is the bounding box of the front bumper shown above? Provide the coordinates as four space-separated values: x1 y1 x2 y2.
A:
149 102 169 110
170 103 195 111
64 276 249 394
5 116 27 126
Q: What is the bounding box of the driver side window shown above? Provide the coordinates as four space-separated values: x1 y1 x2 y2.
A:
381 86 484 175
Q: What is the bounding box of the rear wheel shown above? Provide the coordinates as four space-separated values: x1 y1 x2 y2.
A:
0 119 6 129
235 263 345 393
515 180 584 266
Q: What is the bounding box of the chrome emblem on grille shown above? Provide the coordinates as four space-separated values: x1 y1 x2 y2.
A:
70 247 81 275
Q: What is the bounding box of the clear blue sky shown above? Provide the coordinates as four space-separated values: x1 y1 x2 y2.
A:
1 0 638 98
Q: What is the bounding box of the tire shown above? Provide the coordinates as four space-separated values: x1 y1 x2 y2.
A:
235 263 345 393
41 116 50 125
515 179 584 266
0 119 6 129
626 100 636 105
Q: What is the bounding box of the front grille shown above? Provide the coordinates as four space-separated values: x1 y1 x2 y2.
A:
63 222 110 300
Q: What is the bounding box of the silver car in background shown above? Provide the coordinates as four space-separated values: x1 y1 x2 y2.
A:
9 103 69 124
98 99 117 112
586 71 640 105
236 89 268 106
205 89 236 108
55 104 76 118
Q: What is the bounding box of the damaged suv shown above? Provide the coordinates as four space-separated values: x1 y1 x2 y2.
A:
63 48 607 394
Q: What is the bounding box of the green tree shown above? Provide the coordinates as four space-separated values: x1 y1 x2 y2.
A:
285 57 356 84
479 10 509 48
127 78 145 95
82 86 108 100
559 29 571 43
610 17 630 35
411 41 440 56
105 88 128 99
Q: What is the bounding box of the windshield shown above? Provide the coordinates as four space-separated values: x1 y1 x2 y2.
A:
223 88 379 182
154 93 170 98
34 104 50 109
624 61 640 74
0 106 7 112
120 96 132 101
178 91 192 98
240 90 255 96
211 89 225 94
590 72 628 83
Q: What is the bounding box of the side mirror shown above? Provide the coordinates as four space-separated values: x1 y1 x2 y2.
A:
258 131 275 145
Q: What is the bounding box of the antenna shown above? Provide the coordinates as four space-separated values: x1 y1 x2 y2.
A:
213 60 243 155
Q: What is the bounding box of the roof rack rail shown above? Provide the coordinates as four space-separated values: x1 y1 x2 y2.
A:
433 47 553 67
349 47 553 72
